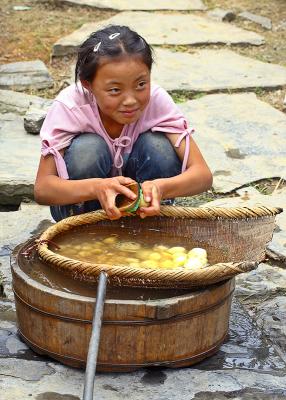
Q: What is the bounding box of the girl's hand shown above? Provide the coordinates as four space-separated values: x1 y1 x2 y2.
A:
138 180 163 218
94 176 137 219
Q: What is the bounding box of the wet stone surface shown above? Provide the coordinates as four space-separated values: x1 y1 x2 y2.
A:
196 297 285 371
193 388 286 399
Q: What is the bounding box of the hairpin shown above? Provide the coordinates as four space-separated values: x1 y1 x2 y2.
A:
109 33 120 40
93 42 101 52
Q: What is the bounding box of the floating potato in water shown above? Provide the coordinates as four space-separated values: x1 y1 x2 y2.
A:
188 248 207 259
168 246 187 254
78 251 89 257
136 249 152 260
103 236 118 244
148 252 162 261
116 241 142 252
140 260 158 269
173 254 187 266
126 257 140 263
161 251 173 260
160 260 175 269
128 262 141 268
184 258 207 269
153 245 168 252
91 248 102 255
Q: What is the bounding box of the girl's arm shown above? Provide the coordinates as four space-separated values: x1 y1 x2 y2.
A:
34 153 136 219
139 135 212 217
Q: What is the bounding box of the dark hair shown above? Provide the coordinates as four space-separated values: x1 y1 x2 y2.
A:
75 25 154 83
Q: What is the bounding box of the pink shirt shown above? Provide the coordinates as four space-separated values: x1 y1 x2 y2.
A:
40 83 194 179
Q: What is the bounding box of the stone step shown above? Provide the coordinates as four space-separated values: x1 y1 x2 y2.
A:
0 89 52 116
179 93 286 193
53 12 264 57
56 0 207 11
152 48 286 92
0 113 40 205
0 60 53 92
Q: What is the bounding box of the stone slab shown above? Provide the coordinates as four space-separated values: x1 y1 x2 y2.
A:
0 60 53 91
239 11 272 30
53 12 264 56
179 93 286 193
0 202 53 298
24 106 48 134
151 48 286 92
0 114 41 204
199 186 286 261
57 0 206 10
236 263 286 298
0 89 52 115
235 262 286 360
207 8 236 22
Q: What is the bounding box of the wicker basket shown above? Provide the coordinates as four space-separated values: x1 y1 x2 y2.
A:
37 205 282 289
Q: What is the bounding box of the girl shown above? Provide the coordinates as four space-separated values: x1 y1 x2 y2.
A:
35 25 212 221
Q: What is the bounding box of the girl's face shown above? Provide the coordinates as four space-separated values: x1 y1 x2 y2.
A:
86 56 151 136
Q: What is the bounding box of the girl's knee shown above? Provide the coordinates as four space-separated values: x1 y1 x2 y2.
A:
65 133 112 179
135 131 180 165
127 131 182 180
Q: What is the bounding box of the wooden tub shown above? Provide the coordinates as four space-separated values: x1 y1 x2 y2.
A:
11 239 234 372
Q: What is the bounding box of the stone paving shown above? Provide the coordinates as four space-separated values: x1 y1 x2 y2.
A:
152 48 286 92
1 0 286 399
179 93 286 193
0 60 53 92
53 12 264 56
56 0 207 11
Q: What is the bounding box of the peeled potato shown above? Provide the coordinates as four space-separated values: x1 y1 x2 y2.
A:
116 241 142 252
148 252 162 261
140 260 158 269
168 246 187 254
184 258 206 269
160 260 175 269
103 236 118 244
136 249 152 260
173 254 187 267
153 245 168 252
188 248 207 259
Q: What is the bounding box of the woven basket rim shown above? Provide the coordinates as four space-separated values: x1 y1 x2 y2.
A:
36 205 281 288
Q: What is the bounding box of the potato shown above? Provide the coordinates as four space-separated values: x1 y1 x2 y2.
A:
168 246 186 254
188 248 207 259
140 260 158 269
126 257 140 263
103 236 118 244
116 241 142 252
148 252 161 261
136 249 152 260
160 260 175 269
91 248 102 255
184 258 206 269
173 254 187 267
153 245 168 252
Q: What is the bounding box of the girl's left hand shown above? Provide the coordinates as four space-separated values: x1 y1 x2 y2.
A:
137 180 162 218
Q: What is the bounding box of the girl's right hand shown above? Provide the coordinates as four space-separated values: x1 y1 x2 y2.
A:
94 176 137 220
